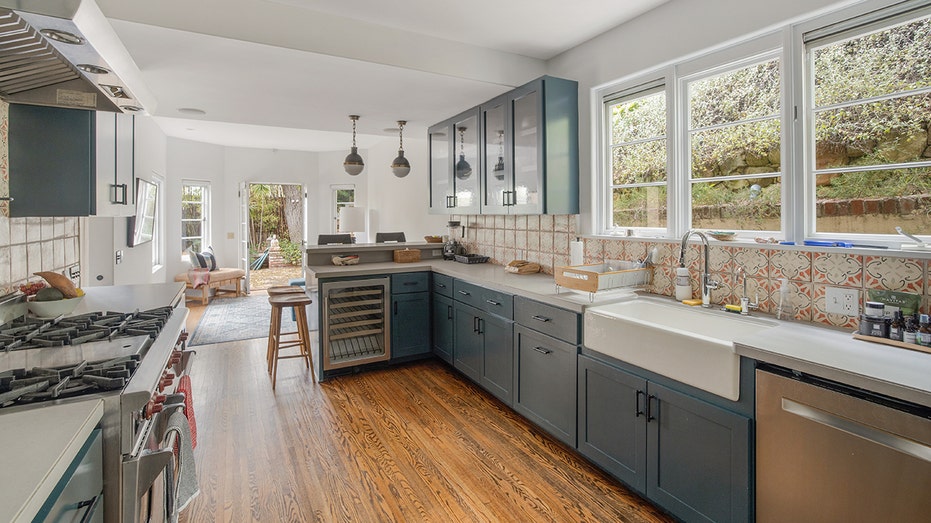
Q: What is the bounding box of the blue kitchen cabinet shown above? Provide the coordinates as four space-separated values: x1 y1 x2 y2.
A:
452 283 514 405
514 324 577 446
453 301 483 383
431 293 454 364
578 354 751 522
480 76 579 215
390 273 431 360
428 108 481 215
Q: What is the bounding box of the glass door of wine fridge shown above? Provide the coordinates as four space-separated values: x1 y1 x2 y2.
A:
321 277 391 370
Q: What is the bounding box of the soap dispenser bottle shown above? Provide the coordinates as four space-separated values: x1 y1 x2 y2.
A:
675 265 691 300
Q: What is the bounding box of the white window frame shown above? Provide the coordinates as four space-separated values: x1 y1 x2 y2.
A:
331 184 355 233
595 33 786 240
795 0 931 244
151 171 165 271
181 180 210 258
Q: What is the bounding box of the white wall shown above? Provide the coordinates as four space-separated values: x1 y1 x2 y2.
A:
545 0 862 234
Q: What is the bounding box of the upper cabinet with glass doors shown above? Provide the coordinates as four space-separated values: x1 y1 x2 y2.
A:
481 76 579 215
430 76 579 215
428 108 481 215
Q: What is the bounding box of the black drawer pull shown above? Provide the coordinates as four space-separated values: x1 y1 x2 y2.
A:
647 394 657 422
486 299 501 306
531 315 551 322
458 290 471 296
531 346 552 355
635 390 645 417
404 281 418 286
436 283 447 288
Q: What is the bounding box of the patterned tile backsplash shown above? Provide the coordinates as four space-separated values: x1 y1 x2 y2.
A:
457 214 930 329
0 216 80 294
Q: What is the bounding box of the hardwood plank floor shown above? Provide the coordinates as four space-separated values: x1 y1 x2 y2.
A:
179 336 673 522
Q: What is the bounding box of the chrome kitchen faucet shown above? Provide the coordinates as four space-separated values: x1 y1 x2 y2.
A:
679 230 719 308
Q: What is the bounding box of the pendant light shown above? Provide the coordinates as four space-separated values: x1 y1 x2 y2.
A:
391 120 411 178
493 130 505 179
455 126 472 180
343 115 364 176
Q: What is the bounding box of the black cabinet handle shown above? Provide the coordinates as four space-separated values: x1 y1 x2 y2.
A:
531 346 552 355
531 315 551 323
446 195 457 208
393 301 398 315
404 281 417 286
473 316 479 333
111 183 128 205
458 290 471 296
635 390 645 417
447 305 453 320
647 394 657 422
477 318 484 335
486 299 500 306
436 283 447 288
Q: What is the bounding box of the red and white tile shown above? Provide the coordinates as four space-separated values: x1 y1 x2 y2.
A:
812 252 863 286
770 249 812 281
863 256 923 293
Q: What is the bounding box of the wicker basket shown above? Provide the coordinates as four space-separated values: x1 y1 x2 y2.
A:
393 248 421 263
454 254 489 264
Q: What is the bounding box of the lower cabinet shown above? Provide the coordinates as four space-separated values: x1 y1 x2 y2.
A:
432 293 454 364
513 325 577 447
453 301 513 405
578 354 751 523
390 273 431 360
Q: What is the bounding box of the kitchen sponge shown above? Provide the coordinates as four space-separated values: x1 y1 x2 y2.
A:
682 298 702 306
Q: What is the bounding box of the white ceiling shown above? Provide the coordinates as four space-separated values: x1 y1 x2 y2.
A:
96 0 669 152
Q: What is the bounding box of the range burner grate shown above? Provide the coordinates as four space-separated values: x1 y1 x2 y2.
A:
0 354 142 407
0 306 174 352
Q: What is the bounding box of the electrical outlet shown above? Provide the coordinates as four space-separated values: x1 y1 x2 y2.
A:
825 287 859 316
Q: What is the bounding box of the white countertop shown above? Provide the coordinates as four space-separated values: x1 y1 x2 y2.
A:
75 282 186 313
735 323 931 407
0 399 103 523
308 260 639 313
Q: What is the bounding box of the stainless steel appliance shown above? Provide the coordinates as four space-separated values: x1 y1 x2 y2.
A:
443 221 465 260
321 277 390 370
0 0 151 112
756 366 931 522
0 303 193 523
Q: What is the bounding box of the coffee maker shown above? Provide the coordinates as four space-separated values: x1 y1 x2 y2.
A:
443 221 465 260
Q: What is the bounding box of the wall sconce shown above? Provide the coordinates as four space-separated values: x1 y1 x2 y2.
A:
391 120 411 178
343 115 364 176
455 126 472 180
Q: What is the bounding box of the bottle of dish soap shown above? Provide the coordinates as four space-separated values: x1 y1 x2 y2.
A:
675 266 691 301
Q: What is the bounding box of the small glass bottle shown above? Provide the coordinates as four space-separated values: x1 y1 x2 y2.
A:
903 315 919 345
888 311 905 342
919 314 931 347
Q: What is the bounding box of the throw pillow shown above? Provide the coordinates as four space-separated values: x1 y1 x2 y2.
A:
201 250 217 271
186 246 205 269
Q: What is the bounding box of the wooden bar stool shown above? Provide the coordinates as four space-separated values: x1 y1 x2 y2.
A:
267 293 315 389
266 285 307 371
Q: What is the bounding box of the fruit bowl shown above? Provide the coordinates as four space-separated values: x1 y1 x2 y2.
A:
708 231 737 241
27 296 84 318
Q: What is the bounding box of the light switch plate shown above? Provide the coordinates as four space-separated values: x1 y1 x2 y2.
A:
825 287 859 315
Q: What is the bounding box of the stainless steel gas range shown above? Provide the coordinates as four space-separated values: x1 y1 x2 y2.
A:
0 286 194 523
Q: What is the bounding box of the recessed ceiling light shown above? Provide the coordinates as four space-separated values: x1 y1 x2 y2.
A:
178 107 207 116
77 64 110 75
40 29 84 45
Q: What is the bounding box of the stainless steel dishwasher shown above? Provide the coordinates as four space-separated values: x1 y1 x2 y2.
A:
321 277 391 370
756 366 931 522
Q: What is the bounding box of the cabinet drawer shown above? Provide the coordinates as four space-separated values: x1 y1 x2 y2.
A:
432 272 453 297
454 280 512 318
391 272 430 294
515 296 579 344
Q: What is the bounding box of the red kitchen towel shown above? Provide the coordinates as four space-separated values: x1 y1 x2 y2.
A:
177 374 198 448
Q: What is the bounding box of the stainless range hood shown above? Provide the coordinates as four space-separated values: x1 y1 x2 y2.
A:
0 0 154 113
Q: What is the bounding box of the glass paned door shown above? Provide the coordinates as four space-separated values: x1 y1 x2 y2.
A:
483 98 510 213
512 88 541 211
452 112 481 214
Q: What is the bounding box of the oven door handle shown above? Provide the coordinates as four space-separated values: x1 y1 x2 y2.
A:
122 447 174 522
178 349 196 375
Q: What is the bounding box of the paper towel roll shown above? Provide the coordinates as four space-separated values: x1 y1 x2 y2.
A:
569 239 584 266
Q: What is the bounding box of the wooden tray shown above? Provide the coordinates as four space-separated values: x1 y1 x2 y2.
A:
554 261 651 294
852 332 931 355
393 248 421 263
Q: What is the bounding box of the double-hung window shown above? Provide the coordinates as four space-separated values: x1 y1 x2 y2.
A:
805 6 931 236
685 55 782 231
605 84 668 231
181 181 210 254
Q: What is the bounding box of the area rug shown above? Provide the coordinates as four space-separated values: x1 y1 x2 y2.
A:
189 295 318 347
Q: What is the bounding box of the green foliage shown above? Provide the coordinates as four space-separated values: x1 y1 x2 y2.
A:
278 239 304 265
